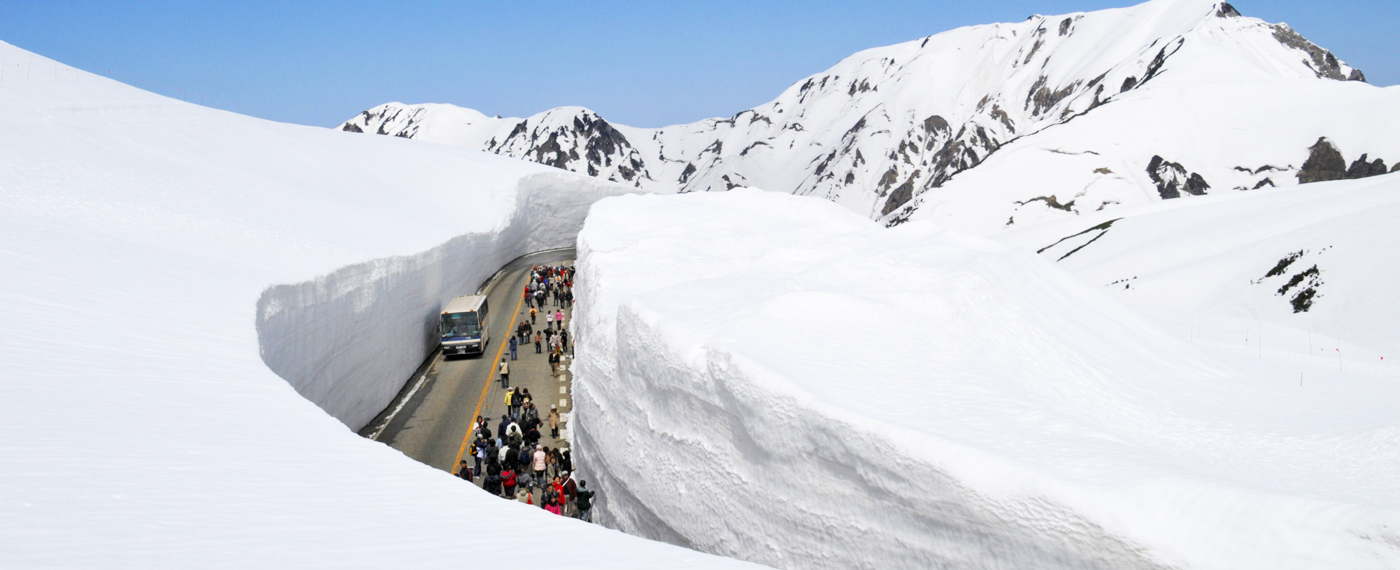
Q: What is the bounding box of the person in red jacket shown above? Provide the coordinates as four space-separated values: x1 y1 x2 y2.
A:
501 467 517 498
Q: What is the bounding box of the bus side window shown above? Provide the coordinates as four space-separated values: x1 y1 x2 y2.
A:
482 299 489 319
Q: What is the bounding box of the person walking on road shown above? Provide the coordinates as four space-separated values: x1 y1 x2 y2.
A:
534 332 543 354
548 405 561 438
509 336 518 360
562 471 578 517
502 466 517 498
499 360 509 388
532 444 548 484
554 309 564 331
530 307 537 324
473 436 487 475
575 481 595 522
545 311 554 331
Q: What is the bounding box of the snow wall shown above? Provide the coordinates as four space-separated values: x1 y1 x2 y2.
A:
569 189 1400 570
2 39 770 569
257 171 627 431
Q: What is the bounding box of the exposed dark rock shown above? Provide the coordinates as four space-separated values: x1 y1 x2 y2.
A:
1017 195 1075 212
1024 39 1045 65
1393 163 1400 173
922 115 950 140
1271 24 1359 81
1216 3 1241 17
1036 218 1121 261
876 166 900 196
1026 75 1079 116
1297 137 1348 183
1346 154 1389 179
1059 17 1073 36
1277 265 1322 312
1147 155 1210 199
533 133 571 169
1289 287 1318 313
847 79 874 96
678 163 697 184
1349 69 1367 82
1264 250 1304 279
739 141 770 157
988 106 1016 133
1252 178 1275 189
1120 76 1138 93
881 170 921 216
1140 43 1174 85
341 123 363 133
507 121 528 140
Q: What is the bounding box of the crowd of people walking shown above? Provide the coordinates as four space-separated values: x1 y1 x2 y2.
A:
461 263 595 523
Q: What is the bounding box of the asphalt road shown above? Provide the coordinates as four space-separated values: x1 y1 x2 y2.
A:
360 248 576 473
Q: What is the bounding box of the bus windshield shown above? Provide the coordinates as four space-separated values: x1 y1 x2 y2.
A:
441 311 482 338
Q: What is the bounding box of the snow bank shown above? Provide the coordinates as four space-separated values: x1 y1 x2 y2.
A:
571 188 1400 569
0 41 761 569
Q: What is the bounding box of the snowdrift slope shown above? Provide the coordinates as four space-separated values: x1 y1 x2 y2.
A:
0 40 760 569
996 172 1400 356
340 0 1399 234
571 189 1400 569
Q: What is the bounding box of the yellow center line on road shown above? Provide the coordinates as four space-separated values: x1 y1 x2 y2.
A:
452 277 527 473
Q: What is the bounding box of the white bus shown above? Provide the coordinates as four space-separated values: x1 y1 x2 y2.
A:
440 295 490 356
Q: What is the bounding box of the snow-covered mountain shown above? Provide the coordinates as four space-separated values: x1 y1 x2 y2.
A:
338 0 1399 234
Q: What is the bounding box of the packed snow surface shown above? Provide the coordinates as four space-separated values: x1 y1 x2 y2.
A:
571 188 1400 569
997 172 1400 356
0 40 763 569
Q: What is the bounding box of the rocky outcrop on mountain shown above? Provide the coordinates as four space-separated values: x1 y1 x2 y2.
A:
1147 156 1210 199
1298 137 1391 184
1270 25 1367 82
339 0 1395 235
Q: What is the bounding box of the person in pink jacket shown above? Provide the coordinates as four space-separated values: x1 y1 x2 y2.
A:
532 444 548 483
553 309 564 330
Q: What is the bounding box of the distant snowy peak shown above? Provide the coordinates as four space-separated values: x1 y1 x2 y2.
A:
339 0 1389 232
341 104 651 188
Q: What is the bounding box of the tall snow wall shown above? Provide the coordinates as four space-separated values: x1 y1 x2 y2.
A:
257 172 629 430
569 189 1400 570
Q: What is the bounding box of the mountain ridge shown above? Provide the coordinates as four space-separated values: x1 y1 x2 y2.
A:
338 0 1396 234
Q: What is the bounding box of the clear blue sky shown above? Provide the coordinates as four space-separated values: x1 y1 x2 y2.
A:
1 1 1394 128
